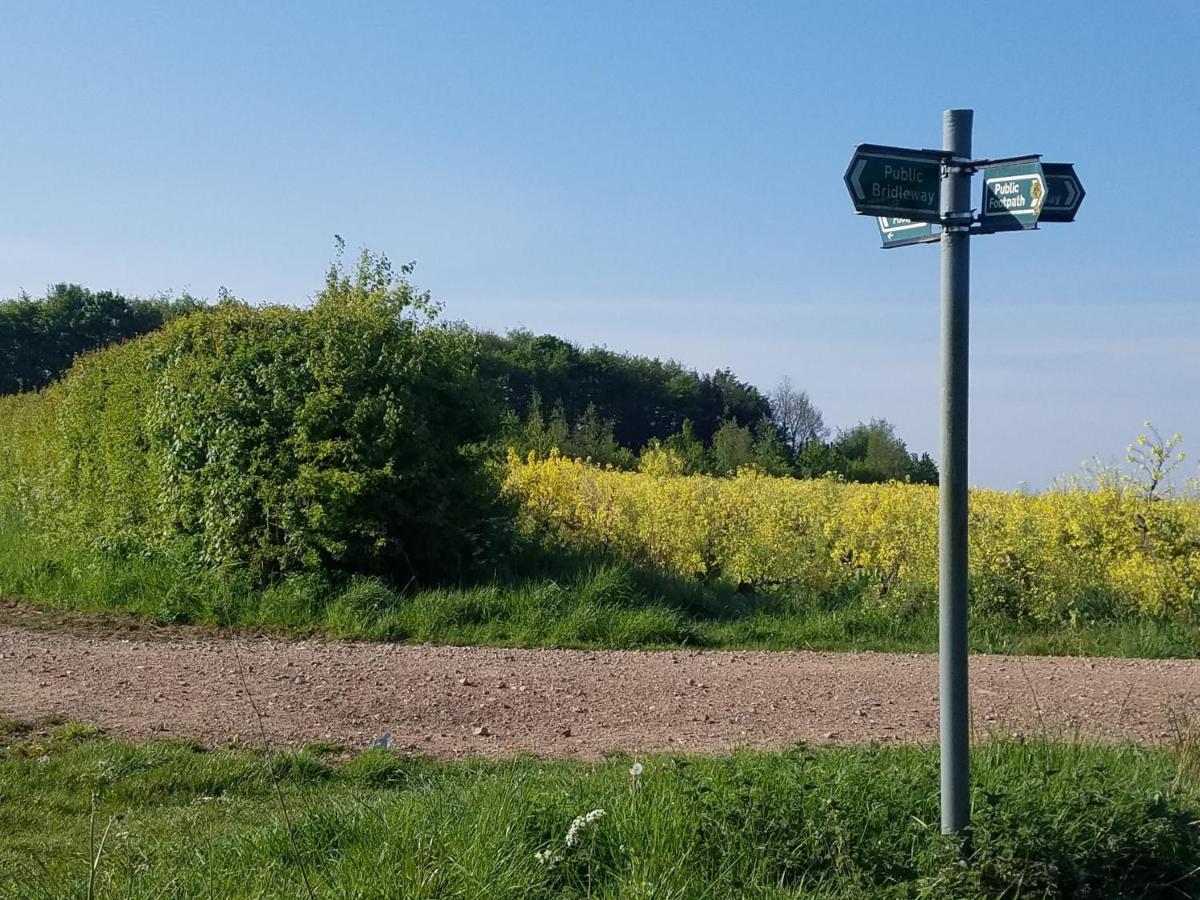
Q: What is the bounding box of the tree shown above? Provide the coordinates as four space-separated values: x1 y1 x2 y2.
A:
909 452 939 486
510 393 569 459
751 416 792 476
833 419 937 484
546 401 570 452
1127 422 1185 500
512 391 558 458
769 376 827 451
503 394 633 468
475 330 771 452
710 419 755 475
565 403 632 467
0 284 206 395
794 440 849 480
663 419 707 474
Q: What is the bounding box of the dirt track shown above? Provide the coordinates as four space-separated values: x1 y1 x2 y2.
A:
2 604 1198 758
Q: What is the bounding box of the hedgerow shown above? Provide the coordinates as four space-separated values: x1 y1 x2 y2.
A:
0 246 506 583
504 451 1200 621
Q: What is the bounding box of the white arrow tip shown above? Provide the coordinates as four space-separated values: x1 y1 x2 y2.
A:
851 159 867 201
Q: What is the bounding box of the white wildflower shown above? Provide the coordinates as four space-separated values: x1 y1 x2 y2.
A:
534 848 563 868
565 808 606 848
629 761 643 778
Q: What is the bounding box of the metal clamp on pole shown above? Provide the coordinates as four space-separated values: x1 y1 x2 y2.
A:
967 153 1041 169
941 210 974 232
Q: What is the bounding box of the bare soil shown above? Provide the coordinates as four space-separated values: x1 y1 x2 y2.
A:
2 601 1197 758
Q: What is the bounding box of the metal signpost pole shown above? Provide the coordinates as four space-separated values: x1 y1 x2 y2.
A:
939 108 972 835
843 108 1080 836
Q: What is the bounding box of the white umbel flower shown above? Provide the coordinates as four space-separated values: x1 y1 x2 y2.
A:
565 808 606 848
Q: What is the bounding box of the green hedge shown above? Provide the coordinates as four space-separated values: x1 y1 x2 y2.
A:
0 249 505 583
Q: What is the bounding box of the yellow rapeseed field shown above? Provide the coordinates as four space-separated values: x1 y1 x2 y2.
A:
503 451 1200 621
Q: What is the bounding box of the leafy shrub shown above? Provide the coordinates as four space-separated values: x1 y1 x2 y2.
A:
504 452 1200 621
0 246 508 584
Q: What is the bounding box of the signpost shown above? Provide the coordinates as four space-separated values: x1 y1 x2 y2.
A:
1040 162 1086 222
842 111 1083 836
844 144 944 220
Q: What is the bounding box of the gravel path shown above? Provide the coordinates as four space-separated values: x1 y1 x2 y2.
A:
2 607 1198 758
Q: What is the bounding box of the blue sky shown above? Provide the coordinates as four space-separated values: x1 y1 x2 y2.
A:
3 1 1197 488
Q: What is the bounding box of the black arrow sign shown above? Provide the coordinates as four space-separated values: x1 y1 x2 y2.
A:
1039 163 1085 223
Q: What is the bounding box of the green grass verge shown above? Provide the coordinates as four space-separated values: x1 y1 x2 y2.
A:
3 521 1200 658
1 718 1198 898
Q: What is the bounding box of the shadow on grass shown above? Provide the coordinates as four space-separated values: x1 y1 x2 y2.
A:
0 518 927 649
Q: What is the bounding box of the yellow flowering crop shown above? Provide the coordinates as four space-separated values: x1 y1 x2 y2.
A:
503 452 1200 620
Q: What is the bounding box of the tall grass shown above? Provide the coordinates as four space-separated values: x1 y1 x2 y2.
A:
1 719 1197 898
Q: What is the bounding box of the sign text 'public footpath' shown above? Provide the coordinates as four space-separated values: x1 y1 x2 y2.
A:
979 160 1047 231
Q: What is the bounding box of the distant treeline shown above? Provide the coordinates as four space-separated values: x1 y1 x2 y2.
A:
0 284 207 394
486 331 936 485
477 330 771 450
0 281 936 486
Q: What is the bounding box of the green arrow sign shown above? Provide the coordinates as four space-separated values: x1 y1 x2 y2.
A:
877 216 936 247
1039 162 1085 223
979 160 1047 231
844 144 943 221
